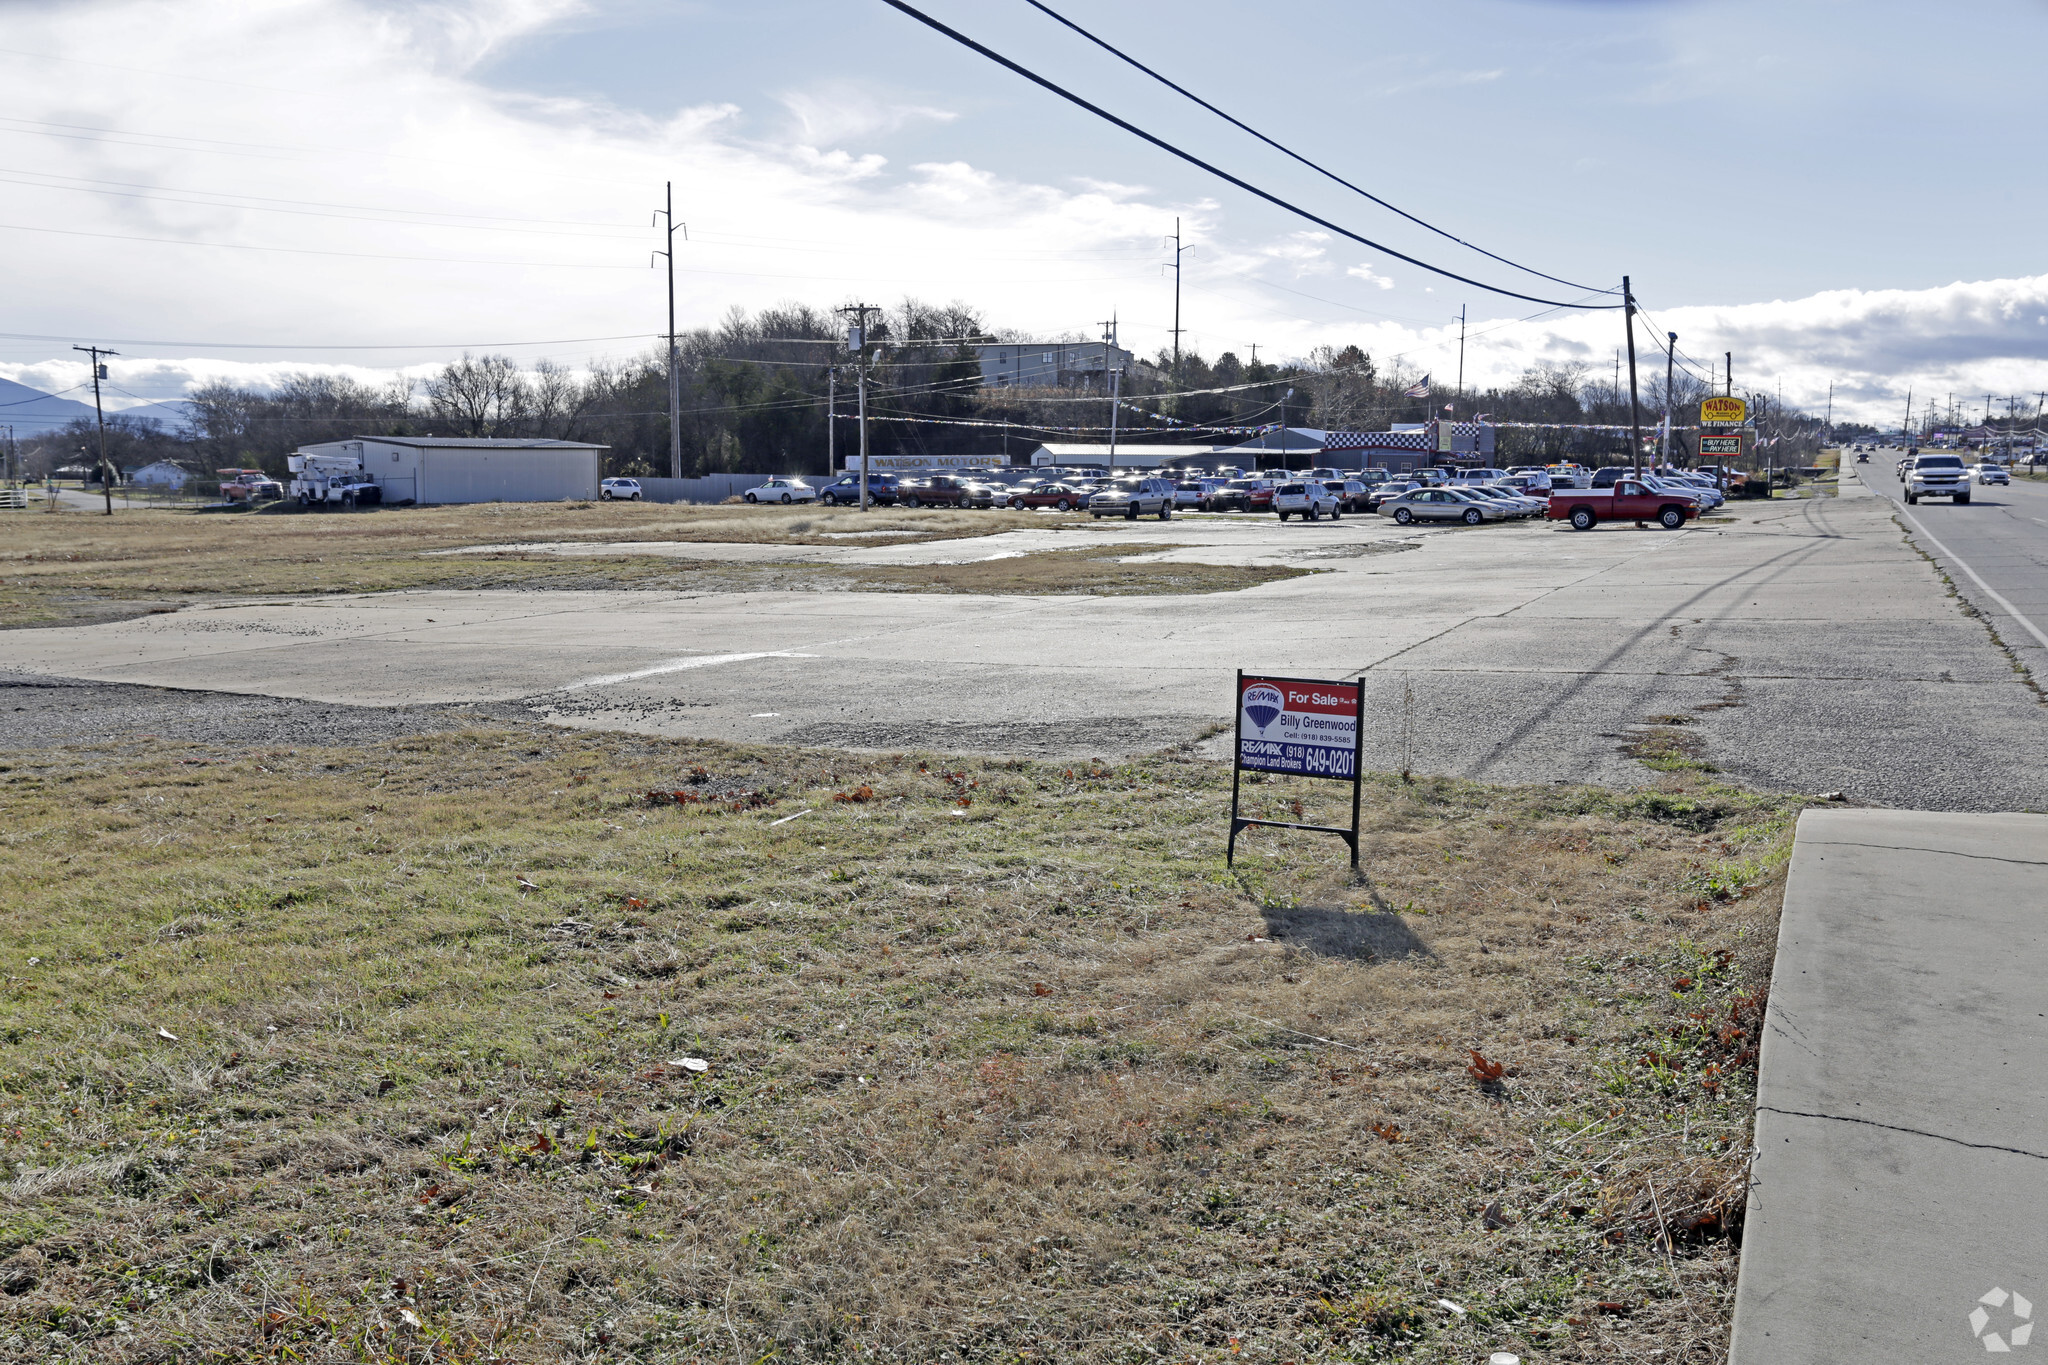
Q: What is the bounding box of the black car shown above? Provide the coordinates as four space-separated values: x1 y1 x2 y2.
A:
819 474 899 506
1589 466 1636 488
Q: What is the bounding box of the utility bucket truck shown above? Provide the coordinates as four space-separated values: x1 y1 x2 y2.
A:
288 451 383 508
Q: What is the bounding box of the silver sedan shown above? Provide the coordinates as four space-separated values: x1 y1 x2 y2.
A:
1377 487 1510 525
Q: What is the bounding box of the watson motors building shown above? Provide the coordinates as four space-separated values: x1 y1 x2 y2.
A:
289 437 605 504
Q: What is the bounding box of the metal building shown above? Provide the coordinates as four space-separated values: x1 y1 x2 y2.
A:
288 437 605 504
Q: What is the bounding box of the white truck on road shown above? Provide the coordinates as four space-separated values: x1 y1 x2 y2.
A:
1904 453 1970 505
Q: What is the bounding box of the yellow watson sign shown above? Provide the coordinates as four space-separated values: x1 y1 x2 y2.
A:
1700 396 1748 425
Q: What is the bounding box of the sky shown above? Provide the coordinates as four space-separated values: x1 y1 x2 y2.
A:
3 0 2047 428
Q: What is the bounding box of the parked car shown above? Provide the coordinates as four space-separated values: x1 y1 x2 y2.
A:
1173 480 1210 510
897 475 982 508
955 480 1004 509
1451 468 1510 485
1547 463 1591 489
1321 478 1371 512
1364 479 1420 512
599 477 643 501
1378 486 1506 525
1273 480 1341 521
819 474 898 506
1461 484 1542 517
746 477 817 504
1547 477 1701 530
1005 481 1087 511
1972 462 2010 486
1089 476 1177 520
1655 474 1721 508
1507 466 1554 491
1206 478 1273 512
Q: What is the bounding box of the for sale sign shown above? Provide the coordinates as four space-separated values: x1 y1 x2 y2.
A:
1237 675 1360 778
1229 671 1366 869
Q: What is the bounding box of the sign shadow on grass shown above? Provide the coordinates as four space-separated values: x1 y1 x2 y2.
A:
1259 903 1431 962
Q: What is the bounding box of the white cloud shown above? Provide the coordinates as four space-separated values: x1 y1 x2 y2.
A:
0 1 2038 428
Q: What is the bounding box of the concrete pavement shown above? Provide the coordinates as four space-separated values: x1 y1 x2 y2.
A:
1 494 2042 806
1853 458 2048 679
1730 808 2048 1362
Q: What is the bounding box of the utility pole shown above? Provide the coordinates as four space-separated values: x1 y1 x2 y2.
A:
1825 381 1833 445
1902 386 1913 446
1725 352 1732 398
1452 305 1466 422
1622 278 1644 477
825 365 836 478
1662 332 1676 467
653 183 687 480
1166 218 1189 393
72 345 116 515
1099 315 1120 477
838 303 880 509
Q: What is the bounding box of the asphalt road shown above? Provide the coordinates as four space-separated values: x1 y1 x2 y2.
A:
4 493 2043 810
1851 456 2048 677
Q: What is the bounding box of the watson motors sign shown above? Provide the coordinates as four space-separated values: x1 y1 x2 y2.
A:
1229 671 1366 867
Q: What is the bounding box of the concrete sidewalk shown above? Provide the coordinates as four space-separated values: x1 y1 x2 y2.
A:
1731 808 2048 1361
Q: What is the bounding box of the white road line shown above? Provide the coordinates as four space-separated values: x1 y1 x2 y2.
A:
1893 503 2048 653
560 651 817 691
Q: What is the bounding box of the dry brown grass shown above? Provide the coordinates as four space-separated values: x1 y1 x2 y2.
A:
0 503 1084 628
0 727 1802 1362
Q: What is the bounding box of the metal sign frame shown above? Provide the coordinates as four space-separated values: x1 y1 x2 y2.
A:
1227 669 1366 869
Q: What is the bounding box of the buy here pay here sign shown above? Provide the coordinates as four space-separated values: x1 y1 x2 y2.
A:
1237 675 1361 779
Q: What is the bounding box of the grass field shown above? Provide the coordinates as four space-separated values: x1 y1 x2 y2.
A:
0 723 1801 1363
0 503 1098 629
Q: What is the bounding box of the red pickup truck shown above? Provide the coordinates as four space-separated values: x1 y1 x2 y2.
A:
1547 478 1699 531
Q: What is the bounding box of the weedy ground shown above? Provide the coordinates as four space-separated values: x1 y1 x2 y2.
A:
0 727 1800 1363
0 503 1103 628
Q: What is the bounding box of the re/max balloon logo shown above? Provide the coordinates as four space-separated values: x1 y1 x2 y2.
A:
1242 684 1284 733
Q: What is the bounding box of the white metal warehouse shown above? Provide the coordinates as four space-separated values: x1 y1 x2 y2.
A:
289 436 606 504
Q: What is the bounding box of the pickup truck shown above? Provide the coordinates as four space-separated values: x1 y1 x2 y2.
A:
898 475 981 508
219 469 282 503
1904 454 1970 504
1547 478 1699 531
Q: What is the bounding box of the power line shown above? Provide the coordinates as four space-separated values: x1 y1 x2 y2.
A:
1019 0 1606 295
0 329 658 351
875 0 1621 311
0 220 646 269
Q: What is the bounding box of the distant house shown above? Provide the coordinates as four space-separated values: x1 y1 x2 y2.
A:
130 460 196 490
973 342 1135 390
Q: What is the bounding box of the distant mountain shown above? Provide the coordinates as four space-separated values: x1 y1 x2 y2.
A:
108 397 200 428
0 377 103 433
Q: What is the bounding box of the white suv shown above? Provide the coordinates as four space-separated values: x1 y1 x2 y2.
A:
1273 480 1341 521
600 477 643 501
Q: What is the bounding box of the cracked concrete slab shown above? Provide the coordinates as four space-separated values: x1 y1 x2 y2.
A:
1731 808 2048 1363
0 497 2040 807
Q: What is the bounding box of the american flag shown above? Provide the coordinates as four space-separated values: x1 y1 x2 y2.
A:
1402 375 1431 398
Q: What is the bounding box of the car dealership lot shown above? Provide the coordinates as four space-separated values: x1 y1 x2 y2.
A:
2 493 2042 810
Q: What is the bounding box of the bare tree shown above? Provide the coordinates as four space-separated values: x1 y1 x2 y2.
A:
426 354 525 437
